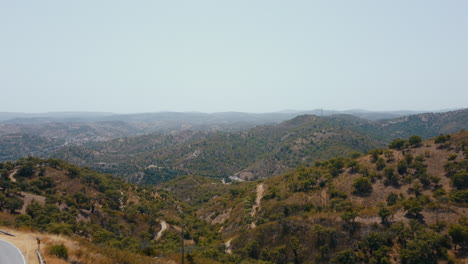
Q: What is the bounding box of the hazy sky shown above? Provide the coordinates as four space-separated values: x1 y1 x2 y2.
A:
1 1 467 113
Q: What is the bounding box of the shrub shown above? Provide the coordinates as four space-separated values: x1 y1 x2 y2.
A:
435 135 449 144
389 139 407 150
402 198 423 218
376 158 386 171
384 167 398 186
353 177 372 196
386 193 398 206
450 190 468 204
408 136 422 147
397 160 408 175
49 244 68 260
452 172 468 190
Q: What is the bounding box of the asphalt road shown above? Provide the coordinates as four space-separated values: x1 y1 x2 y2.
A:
0 239 26 264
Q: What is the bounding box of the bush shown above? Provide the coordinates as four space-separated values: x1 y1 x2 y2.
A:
376 158 386 171
386 193 398 206
397 160 408 175
389 139 407 150
402 198 423 218
384 167 399 186
15 163 34 178
450 190 468 204
353 177 372 196
452 172 468 190
434 134 449 144
49 244 68 260
408 136 422 147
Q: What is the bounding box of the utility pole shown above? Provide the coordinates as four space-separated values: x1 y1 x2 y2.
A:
181 225 184 264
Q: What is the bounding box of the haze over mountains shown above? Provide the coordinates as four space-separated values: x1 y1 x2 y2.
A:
0 108 452 123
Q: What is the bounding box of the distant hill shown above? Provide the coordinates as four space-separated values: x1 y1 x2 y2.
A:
0 109 429 123
49 114 381 183
49 109 467 184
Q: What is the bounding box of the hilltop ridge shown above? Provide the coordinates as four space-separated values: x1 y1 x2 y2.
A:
47 109 468 184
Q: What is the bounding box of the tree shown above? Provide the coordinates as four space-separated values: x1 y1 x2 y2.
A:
0 169 9 180
333 249 357 264
378 207 391 225
384 150 394 162
400 229 449 264
347 160 359 173
409 180 423 197
408 136 422 147
15 163 34 178
369 149 382 163
448 224 468 250
397 160 408 175
389 139 407 150
0 192 6 209
376 158 386 171
67 166 80 178
450 190 468 203
245 241 260 259
290 236 302 264
384 167 399 186
434 135 448 144
403 198 423 218
352 177 372 196
5 196 24 213
452 172 468 190
386 193 398 206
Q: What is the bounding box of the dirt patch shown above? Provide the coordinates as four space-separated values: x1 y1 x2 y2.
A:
154 220 168 241
225 238 233 254
211 208 232 225
19 192 46 214
8 170 17 182
250 183 265 229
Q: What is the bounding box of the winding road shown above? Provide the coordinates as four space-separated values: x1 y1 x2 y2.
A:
0 239 26 264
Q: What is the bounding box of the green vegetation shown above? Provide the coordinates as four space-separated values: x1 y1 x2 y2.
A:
352 176 372 196
0 129 467 264
49 244 69 260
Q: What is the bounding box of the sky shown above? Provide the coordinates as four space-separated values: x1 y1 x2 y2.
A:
1 1 467 113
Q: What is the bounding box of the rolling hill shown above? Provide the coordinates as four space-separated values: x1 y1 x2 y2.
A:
50 109 467 184
0 131 467 263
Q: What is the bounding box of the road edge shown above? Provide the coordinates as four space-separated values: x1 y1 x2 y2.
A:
0 238 27 264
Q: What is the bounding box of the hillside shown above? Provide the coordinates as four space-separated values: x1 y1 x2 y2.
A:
186 131 468 263
1 109 459 164
51 114 383 184
1 132 467 263
0 157 223 264
50 109 467 184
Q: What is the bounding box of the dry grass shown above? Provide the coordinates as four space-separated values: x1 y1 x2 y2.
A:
0 226 180 264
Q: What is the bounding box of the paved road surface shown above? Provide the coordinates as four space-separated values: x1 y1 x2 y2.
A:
0 239 26 264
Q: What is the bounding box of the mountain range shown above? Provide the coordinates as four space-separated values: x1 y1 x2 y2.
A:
49 109 468 184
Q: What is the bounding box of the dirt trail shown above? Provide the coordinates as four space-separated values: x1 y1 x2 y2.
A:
154 220 168 241
19 192 46 214
8 170 17 182
225 238 233 254
250 183 265 229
